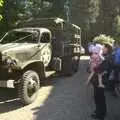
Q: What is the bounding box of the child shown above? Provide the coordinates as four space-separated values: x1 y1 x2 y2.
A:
87 42 96 73
87 44 105 88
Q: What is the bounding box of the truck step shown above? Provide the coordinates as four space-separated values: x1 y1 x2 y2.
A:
45 71 56 78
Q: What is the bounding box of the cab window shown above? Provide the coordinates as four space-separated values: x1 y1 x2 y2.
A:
41 32 50 43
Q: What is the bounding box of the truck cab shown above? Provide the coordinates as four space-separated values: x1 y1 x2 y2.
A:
0 18 84 105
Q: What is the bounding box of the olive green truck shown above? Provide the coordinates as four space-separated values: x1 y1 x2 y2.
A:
0 18 84 105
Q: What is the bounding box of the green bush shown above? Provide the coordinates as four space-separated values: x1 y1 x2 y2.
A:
0 0 4 21
93 34 115 46
114 36 120 43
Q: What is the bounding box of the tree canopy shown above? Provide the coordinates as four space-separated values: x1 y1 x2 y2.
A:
0 0 120 45
0 0 4 21
72 0 120 45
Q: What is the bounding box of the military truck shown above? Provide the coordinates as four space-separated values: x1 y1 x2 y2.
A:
0 18 83 105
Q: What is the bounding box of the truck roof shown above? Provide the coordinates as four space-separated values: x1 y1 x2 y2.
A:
19 18 81 31
22 17 65 25
14 28 51 33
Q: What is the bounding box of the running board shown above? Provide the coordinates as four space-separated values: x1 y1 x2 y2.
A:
45 71 56 78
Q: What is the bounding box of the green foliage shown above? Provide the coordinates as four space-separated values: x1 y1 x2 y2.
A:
0 0 4 21
113 15 120 36
18 0 42 19
113 36 120 43
0 0 43 33
0 0 4 7
93 34 115 46
72 0 120 45
0 0 70 32
87 0 100 23
0 15 2 21
72 0 100 31
0 0 120 46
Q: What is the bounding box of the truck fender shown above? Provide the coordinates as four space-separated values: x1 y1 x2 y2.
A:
21 60 45 80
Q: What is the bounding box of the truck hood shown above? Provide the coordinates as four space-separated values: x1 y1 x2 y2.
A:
0 43 40 63
0 43 37 54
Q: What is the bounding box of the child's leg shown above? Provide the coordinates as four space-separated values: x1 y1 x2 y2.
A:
86 71 94 84
98 74 105 88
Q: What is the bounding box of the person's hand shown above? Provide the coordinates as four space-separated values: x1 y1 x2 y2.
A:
86 80 90 86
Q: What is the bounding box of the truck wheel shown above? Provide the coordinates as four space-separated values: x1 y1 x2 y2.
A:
72 56 80 73
19 70 40 105
61 57 73 76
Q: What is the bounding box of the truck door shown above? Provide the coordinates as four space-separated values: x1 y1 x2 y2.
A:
40 32 52 67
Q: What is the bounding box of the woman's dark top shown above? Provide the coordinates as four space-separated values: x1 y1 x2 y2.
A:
92 52 114 86
99 53 113 72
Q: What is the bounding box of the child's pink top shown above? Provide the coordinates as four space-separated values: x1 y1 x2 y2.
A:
90 53 102 71
89 43 104 71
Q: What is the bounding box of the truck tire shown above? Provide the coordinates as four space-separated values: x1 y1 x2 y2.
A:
72 56 80 73
61 57 73 76
19 70 40 105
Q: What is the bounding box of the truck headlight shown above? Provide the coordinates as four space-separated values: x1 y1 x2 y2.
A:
6 57 13 64
2 55 17 66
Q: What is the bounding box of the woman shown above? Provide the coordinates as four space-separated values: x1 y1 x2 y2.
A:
91 44 113 120
87 44 105 88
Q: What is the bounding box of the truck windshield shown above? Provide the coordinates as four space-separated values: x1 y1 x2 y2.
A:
0 31 38 44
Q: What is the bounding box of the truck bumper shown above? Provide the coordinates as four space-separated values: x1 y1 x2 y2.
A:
0 80 15 88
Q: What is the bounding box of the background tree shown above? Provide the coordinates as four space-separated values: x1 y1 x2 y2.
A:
72 0 120 45
72 0 100 45
0 0 120 45
0 0 4 21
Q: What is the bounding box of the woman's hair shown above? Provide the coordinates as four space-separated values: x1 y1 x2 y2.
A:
104 44 112 53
